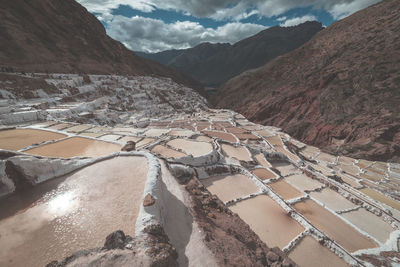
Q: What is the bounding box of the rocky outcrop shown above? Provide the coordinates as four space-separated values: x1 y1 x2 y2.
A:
216 0 400 162
138 22 323 87
0 0 201 92
47 227 178 267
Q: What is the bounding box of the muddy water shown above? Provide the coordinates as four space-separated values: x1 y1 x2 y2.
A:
0 156 148 267
201 174 259 202
0 129 66 151
252 168 277 181
221 144 252 162
230 195 304 249
289 236 348 267
310 188 357 211
25 136 122 158
151 145 187 159
270 180 303 200
293 199 377 252
342 208 394 243
167 139 213 157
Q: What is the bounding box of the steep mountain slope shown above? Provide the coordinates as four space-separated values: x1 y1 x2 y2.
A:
216 0 400 162
0 0 200 90
138 22 323 86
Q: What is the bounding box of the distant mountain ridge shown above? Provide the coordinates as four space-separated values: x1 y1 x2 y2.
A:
137 21 324 86
0 0 201 90
215 0 400 162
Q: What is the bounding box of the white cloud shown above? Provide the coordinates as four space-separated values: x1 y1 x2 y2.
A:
327 0 380 19
276 16 287 22
279 15 317 27
78 0 381 21
106 15 266 52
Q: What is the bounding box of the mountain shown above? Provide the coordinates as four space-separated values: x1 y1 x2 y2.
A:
137 22 323 87
216 0 400 162
0 0 201 90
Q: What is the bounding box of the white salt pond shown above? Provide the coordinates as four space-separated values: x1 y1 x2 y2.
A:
342 208 394 243
309 188 357 211
0 129 66 151
230 195 304 249
221 144 252 162
167 139 213 157
289 236 348 267
24 136 122 158
151 145 187 159
285 174 324 192
0 156 148 267
293 199 377 252
201 174 259 202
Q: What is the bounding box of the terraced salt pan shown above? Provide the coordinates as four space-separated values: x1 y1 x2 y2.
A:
202 130 237 143
254 154 272 168
315 152 337 164
360 188 400 211
338 156 356 165
151 145 187 159
0 129 66 151
275 146 300 162
0 156 148 267
168 130 195 137
167 139 213 157
144 128 170 137
221 144 252 162
225 127 247 134
254 130 273 138
251 168 277 181
265 136 284 146
288 236 348 267
285 174 324 192
309 188 357 211
47 123 74 130
230 195 304 249
293 199 377 252
272 162 299 176
339 164 360 176
119 136 142 143
24 136 121 158
270 180 303 200
195 135 212 142
201 174 259 202
136 138 155 148
64 124 92 133
342 208 394 243
360 170 385 182
79 132 104 138
234 133 260 140
98 134 122 142
356 159 373 169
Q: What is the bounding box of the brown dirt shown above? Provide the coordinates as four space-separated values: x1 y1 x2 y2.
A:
184 178 297 267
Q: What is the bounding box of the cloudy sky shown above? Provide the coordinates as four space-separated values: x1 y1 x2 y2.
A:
77 0 380 53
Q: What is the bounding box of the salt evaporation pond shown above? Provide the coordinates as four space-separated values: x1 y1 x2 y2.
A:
288 236 348 267
167 139 213 157
221 144 252 162
24 136 121 158
0 156 148 267
230 195 304 249
202 174 259 202
293 199 377 252
0 129 66 151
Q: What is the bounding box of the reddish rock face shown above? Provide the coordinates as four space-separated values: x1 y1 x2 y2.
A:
216 0 400 162
0 0 201 91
